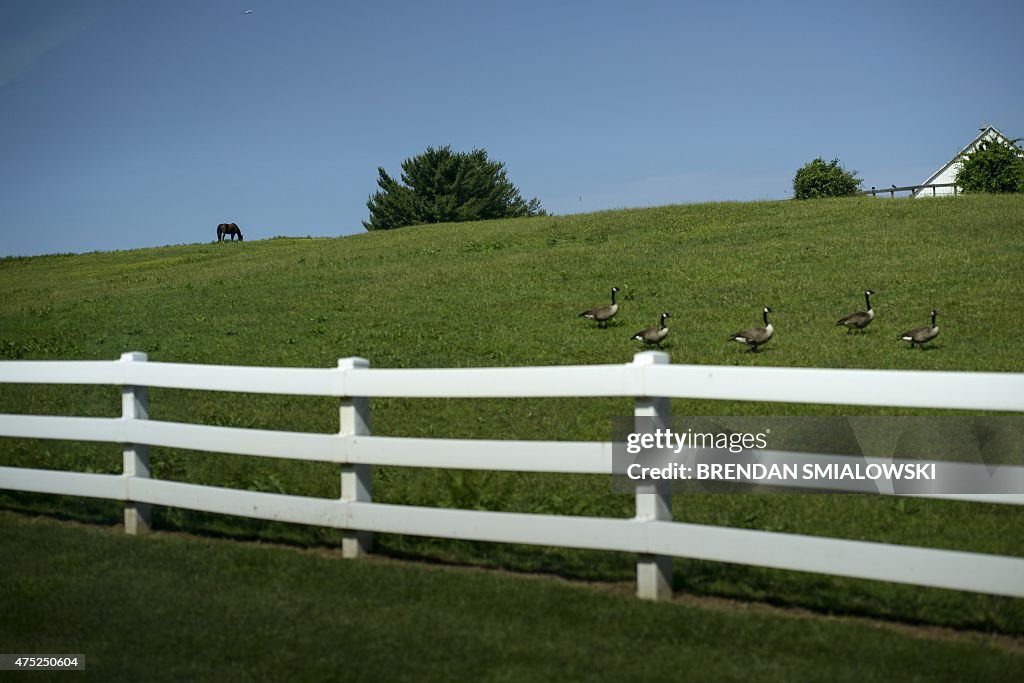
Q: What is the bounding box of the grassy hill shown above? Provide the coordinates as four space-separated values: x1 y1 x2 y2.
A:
2 194 1023 633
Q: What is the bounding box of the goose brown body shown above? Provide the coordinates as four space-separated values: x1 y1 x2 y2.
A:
899 309 939 348
837 289 875 332
579 287 620 327
729 306 774 352
631 312 670 346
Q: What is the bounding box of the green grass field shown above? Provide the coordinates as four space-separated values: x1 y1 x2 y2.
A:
2 511 1021 682
2 195 1023 636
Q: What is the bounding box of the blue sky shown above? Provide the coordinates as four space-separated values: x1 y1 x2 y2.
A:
1 0 1021 257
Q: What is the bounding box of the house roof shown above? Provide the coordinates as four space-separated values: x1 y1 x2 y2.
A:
916 124 1020 191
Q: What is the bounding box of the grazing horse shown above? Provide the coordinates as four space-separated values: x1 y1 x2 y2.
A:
216 223 244 242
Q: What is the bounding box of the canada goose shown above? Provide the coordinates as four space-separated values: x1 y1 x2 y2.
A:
836 289 876 332
898 309 939 348
631 312 670 346
729 306 774 352
579 287 619 327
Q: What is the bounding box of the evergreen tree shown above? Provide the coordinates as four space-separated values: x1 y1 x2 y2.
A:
364 146 545 230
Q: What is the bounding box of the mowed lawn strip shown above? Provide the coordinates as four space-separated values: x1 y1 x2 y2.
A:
1 512 1022 683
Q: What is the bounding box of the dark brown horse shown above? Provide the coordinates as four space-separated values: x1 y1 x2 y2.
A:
216 223 244 242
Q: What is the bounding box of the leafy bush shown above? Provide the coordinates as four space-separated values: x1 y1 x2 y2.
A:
955 137 1024 194
792 158 862 199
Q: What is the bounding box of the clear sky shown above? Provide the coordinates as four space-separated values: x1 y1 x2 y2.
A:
1 0 1021 257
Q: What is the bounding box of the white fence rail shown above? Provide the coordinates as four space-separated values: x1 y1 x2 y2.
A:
1 351 1023 600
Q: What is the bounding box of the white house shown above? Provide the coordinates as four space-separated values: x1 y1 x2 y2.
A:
913 123 1020 197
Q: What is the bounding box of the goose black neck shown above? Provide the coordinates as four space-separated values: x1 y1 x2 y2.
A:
931 310 937 326
865 290 873 311
763 308 770 325
611 289 617 304
660 313 669 329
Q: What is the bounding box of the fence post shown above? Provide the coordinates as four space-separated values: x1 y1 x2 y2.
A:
632 351 672 600
339 357 372 558
121 351 151 535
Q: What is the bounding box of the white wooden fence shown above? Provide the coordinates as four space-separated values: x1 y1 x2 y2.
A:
1 351 1023 601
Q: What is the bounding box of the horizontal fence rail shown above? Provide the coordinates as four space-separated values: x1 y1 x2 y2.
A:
3 467 1022 599
3 415 1022 495
5 357 1024 409
1 352 1023 601
859 183 958 197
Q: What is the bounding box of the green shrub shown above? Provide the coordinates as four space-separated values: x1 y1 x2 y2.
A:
956 137 1024 194
793 157 862 199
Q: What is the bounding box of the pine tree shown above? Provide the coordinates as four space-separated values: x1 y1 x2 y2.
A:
364 146 545 230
